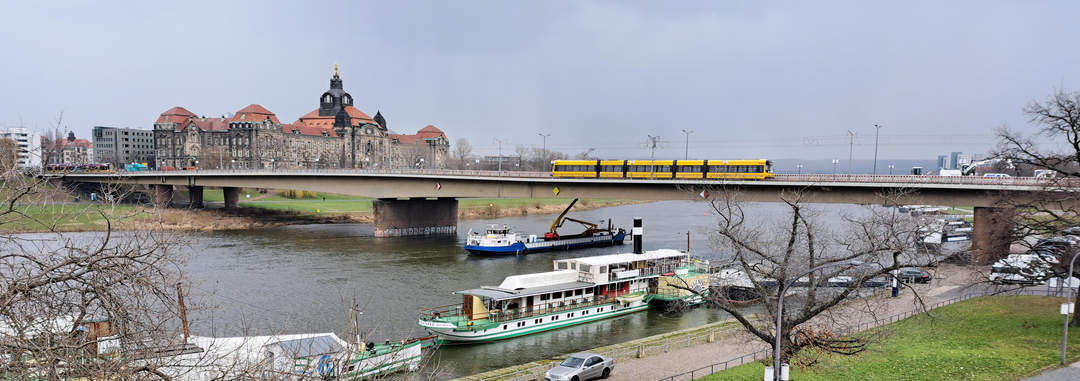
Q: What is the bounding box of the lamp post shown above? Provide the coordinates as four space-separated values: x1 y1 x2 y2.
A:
873 124 882 175
230 159 235 170
647 135 660 177
538 132 550 170
796 164 803 174
1063 252 1080 365
495 138 505 173
846 130 856 175
831 159 839 174
773 262 849 381
680 129 694 160
270 158 275 170
888 164 894 175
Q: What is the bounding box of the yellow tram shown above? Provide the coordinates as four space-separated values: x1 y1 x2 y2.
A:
552 159 773 180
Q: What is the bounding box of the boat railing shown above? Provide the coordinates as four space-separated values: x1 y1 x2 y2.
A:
418 304 464 321
486 293 639 323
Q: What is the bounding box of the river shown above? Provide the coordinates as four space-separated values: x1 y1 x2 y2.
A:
177 200 862 378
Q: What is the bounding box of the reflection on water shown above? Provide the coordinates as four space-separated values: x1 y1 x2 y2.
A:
180 200 863 377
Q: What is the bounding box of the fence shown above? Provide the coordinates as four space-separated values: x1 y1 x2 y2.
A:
464 321 749 381
656 288 1049 381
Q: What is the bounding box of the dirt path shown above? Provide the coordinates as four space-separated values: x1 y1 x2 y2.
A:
608 264 983 380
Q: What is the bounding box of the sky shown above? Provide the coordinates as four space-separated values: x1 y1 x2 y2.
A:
1 0 1077 160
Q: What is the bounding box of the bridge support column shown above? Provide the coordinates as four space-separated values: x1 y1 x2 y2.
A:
373 198 458 237
223 187 240 210
153 185 173 208
972 206 1015 264
188 186 204 208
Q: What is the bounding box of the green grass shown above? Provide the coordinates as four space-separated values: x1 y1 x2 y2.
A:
0 203 143 231
239 199 374 213
703 295 1080 381
200 188 262 202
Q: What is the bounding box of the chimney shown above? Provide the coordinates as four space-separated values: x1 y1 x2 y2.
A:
633 217 643 254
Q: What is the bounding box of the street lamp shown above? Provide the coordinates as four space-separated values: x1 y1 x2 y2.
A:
1063 252 1080 365
846 130 856 175
230 159 235 170
538 132 551 169
873 124 882 175
495 138 505 173
681 129 694 160
831 159 839 175
270 158 275 170
888 164 895 175
796 164 803 174
773 262 850 381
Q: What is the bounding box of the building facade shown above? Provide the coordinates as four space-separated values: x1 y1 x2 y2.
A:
153 68 449 170
92 126 155 167
0 127 42 168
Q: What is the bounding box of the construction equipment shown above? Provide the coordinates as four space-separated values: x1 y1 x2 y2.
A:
545 198 600 240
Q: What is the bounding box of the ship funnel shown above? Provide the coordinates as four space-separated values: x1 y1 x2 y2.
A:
633 217 643 254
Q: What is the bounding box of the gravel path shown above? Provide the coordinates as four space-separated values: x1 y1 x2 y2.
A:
609 264 983 381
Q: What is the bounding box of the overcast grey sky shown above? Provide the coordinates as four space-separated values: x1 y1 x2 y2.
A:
1 1 1077 160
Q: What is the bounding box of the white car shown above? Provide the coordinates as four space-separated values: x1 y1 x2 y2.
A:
545 353 613 381
989 254 1051 285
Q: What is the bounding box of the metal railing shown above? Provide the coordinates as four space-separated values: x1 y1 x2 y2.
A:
51 168 1072 189
655 288 1048 381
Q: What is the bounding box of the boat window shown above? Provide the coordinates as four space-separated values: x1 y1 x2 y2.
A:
600 266 607 273
503 325 507 330
540 293 549 301
575 289 583 296
579 264 591 272
558 262 569 270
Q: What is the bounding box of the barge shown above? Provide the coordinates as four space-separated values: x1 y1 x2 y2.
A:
464 198 626 255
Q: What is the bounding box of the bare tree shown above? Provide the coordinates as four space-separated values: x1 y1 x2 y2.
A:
452 138 473 169
690 187 937 364
0 138 18 173
993 88 1080 324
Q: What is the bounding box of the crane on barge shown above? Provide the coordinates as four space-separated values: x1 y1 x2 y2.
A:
544 198 604 240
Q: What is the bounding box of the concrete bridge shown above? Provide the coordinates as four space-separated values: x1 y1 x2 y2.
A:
53 169 1071 262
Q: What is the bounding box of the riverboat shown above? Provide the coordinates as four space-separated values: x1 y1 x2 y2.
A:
464 198 626 255
418 245 709 343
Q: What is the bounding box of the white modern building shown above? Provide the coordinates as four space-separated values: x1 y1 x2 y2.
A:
0 127 42 168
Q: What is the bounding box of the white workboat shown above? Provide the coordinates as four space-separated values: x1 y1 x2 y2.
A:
150 333 423 380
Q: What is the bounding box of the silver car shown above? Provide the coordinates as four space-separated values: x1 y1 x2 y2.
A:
545 352 614 381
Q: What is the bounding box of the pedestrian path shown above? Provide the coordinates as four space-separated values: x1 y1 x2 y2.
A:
1023 361 1080 381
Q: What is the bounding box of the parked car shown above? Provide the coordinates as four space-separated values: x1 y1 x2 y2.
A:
897 268 932 284
990 254 1051 285
545 353 613 381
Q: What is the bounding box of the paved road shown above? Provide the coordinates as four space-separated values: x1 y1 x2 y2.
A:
611 264 984 381
1024 362 1080 381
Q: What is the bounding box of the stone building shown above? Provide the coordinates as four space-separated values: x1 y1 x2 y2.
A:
153 67 449 170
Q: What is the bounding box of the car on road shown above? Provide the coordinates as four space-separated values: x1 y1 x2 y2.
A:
545 352 613 381
897 268 932 284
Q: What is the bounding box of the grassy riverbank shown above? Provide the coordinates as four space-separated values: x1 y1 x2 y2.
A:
703 295 1080 381
5 185 645 232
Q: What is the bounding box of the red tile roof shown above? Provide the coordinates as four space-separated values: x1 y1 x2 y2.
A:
282 121 339 137
390 125 448 144
194 117 229 131
156 106 197 124
230 104 280 124
298 106 376 126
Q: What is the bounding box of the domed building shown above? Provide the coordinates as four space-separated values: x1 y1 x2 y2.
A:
152 66 450 169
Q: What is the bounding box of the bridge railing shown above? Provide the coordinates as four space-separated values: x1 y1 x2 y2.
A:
56 168 1071 188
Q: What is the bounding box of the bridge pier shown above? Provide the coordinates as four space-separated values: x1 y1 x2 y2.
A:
373 198 458 237
188 186 204 208
153 185 173 208
972 206 1015 264
223 187 240 210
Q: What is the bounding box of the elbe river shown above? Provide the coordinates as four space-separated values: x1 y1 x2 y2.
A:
174 200 862 377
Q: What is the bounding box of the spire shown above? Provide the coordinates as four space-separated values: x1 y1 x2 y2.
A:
330 64 343 90
374 111 386 130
